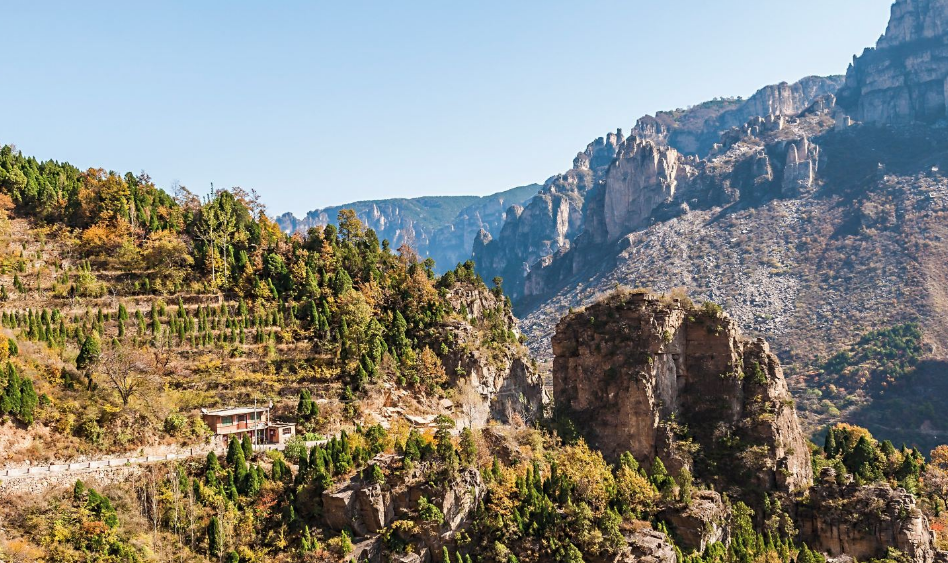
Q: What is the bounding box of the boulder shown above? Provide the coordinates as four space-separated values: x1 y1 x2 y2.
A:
322 488 360 534
356 483 394 533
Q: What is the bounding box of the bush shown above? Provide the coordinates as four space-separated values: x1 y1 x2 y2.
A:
163 413 187 436
418 496 444 523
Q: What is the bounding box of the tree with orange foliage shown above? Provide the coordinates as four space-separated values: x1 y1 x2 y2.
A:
925 445 948 509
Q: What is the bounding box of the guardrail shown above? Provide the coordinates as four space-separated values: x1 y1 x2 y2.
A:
0 447 218 479
1 440 326 479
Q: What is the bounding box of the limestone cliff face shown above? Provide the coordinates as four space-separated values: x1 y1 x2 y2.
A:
551 291 812 496
440 285 543 426
632 76 843 157
473 169 594 300
473 131 627 299
587 138 686 244
837 0 948 124
522 111 830 302
798 468 940 563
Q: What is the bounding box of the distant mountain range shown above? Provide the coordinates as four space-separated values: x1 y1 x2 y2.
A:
275 184 539 273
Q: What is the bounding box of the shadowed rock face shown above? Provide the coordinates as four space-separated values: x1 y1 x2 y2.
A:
551 291 812 496
837 0 948 125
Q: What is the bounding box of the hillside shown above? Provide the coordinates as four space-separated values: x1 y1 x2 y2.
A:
276 184 540 274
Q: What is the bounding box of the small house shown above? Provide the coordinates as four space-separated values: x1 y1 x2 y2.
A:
201 406 296 447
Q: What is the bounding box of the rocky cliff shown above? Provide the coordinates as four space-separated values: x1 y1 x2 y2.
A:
520 109 833 306
837 0 948 124
634 76 843 157
476 78 839 303
277 184 539 273
551 290 812 497
440 285 544 426
798 468 940 563
323 458 483 561
473 132 622 299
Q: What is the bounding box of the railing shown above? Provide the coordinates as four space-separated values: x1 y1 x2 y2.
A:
1 440 324 480
0 447 219 479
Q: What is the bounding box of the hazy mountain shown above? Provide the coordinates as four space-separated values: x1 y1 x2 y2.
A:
276 184 540 272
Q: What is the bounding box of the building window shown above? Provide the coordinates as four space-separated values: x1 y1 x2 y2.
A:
222 416 233 425
282 427 292 435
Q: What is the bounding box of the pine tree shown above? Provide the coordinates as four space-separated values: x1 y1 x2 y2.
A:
824 428 837 457
459 427 477 467
76 333 101 371
242 433 253 459
18 377 37 425
226 436 241 466
2 363 22 417
207 516 223 559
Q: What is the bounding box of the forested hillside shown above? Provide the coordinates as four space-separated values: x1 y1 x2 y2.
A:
0 143 537 464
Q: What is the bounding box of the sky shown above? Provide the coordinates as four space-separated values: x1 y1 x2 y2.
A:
3 1 894 217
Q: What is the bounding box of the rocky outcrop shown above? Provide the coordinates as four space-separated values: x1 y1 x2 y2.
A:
659 490 730 553
781 135 820 197
588 138 687 244
551 291 812 496
837 0 948 125
323 459 483 557
798 468 940 563
473 169 593 299
473 131 626 299
608 529 678 563
632 76 843 157
441 285 543 425
520 109 832 303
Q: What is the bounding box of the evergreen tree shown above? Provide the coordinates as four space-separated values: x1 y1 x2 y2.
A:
824 428 837 457
242 433 253 459
459 427 477 467
18 377 37 425
207 516 223 559
845 435 882 482
226 436 241 466
76 333 101 371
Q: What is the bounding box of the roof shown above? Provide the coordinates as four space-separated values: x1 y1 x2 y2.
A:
202 406 267 417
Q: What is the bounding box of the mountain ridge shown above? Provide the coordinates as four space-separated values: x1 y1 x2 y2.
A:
276 184 540 273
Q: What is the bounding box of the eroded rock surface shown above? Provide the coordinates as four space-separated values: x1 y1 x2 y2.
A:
837 0 948 125
552 291 812 496
323 460 483 558
798 469 939 563
441 285 543 425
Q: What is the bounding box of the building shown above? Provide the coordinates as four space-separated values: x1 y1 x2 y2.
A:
201 406 296 447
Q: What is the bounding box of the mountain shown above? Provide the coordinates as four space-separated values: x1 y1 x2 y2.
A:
837 0 948 124
473 76 842 303
634 75 844 157
482 1 948 373
276 184 540 273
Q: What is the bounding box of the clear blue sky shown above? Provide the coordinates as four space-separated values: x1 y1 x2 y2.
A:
3 1 893 217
